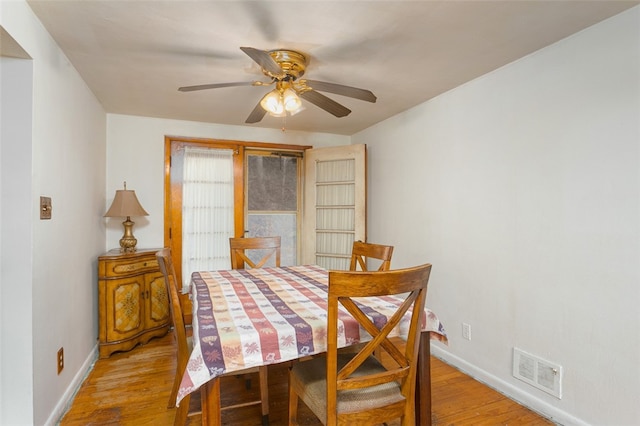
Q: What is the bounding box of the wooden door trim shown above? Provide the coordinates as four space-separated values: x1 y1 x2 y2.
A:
163 136 311 290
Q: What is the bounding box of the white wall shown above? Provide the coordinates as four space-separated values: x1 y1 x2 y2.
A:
1 55 34 425
0 2 107 425
106 114 349 250
354 7 639 425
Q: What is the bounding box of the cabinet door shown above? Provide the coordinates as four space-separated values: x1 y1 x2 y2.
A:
105 278 145 341
145 271 170 328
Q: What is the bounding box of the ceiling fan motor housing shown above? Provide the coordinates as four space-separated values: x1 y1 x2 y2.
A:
266 50 308 80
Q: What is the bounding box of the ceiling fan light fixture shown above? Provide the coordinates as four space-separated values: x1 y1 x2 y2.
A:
181 47 377 124
270 109 287 118
289 104 305 116
260 90 284 115
282 88 302 113
260 86 303 117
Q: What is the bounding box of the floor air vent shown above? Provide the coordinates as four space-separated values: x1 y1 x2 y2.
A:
513 347 562 399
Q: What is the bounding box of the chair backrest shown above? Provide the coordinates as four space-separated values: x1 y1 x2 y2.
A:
349 240 394 272
229 236 281 269
326 263 432 424
155 248 190 373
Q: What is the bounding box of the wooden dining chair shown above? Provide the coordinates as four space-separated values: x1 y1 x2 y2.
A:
288 263 432 426
228 237 280 421
229 236 281 269
349 240 394 272
156 248 270 426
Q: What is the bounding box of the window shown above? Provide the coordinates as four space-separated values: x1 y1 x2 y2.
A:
181 147 234 290
245 151 301 266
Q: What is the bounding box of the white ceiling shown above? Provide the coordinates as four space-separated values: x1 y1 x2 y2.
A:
24 0 638 135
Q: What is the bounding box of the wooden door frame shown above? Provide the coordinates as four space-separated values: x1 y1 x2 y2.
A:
163 135 311 292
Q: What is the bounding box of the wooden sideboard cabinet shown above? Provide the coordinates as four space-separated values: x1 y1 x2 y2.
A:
98 248 170 358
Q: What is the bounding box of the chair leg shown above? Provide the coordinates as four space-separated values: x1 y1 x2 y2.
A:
167 369 181 408
287 369 298 426
173 393 190 426
169 340 185 409
258 366 270 426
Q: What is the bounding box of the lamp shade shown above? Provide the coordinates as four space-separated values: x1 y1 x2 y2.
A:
282 88 302 113
104 189 148 218
259 82 304 117
260 90 285 115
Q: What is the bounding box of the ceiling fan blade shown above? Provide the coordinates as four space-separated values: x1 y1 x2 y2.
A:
245 101 267 124
304 80 377 103
240 47 284 78
299 90 351 118
178 81 254 92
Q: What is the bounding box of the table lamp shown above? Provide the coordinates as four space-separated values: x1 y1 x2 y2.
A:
104 182 149 253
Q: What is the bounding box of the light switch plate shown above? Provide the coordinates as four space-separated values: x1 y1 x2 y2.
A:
40 196 52 220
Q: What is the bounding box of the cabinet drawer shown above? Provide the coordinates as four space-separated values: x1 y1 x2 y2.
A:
100 256 159 278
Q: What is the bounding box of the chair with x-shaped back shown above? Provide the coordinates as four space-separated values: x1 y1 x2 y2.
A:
229 236 281 269
349 240 394 272
288 263 432 426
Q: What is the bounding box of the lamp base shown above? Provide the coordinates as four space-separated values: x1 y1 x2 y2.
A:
119 217 138 253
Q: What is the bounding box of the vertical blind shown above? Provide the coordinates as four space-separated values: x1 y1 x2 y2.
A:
181 147 234 290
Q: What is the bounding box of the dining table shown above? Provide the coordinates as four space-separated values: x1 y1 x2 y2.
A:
177 264 448 425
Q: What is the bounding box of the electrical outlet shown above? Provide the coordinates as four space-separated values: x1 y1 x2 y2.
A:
462 322 471 340
57 347 64 374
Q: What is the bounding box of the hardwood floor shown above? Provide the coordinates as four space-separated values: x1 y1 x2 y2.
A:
58 333 554 425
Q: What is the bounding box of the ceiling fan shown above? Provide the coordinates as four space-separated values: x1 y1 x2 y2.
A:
178 47 377 124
